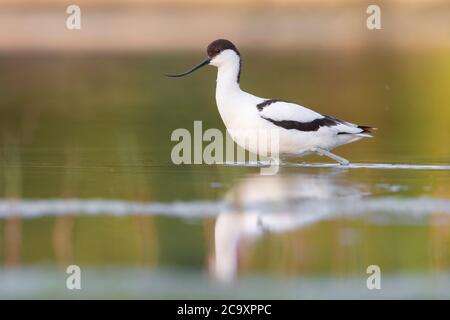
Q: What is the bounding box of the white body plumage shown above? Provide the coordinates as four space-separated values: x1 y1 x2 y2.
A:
212 48 371 160
167 39 374 164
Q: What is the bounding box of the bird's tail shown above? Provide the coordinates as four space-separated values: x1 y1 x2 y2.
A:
356 125 377 137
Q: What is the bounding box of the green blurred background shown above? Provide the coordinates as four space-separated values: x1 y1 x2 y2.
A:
0 0 449 299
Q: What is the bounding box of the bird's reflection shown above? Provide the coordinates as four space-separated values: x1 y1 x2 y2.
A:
212 171 365 282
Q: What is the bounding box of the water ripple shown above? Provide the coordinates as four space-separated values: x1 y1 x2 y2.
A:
0 197 449 219
224 161 450 170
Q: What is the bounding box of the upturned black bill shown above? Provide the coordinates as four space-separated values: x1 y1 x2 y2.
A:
165 58 211 77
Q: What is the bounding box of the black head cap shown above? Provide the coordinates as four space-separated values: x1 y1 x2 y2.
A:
164 39 241 81
207 39 240 58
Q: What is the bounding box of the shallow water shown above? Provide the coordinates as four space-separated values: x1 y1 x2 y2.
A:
0 51 449 298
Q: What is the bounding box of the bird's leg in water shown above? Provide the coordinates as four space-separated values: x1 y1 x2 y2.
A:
312 147 350 165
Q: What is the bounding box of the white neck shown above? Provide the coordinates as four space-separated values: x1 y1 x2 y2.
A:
215 56 242 103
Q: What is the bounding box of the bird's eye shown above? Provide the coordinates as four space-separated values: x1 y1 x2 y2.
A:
215 49 220 53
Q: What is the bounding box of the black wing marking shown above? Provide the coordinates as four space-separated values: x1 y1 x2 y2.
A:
256 99 288 111
257 99 340 132
256 99 375 134
261 115 340 132
337 125 376 135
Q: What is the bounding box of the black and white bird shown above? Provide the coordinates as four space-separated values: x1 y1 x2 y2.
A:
166 39 375 165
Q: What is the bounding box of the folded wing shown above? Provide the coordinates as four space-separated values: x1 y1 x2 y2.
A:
257 99 374 137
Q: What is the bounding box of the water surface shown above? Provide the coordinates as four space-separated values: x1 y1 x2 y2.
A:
0 51 449 298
